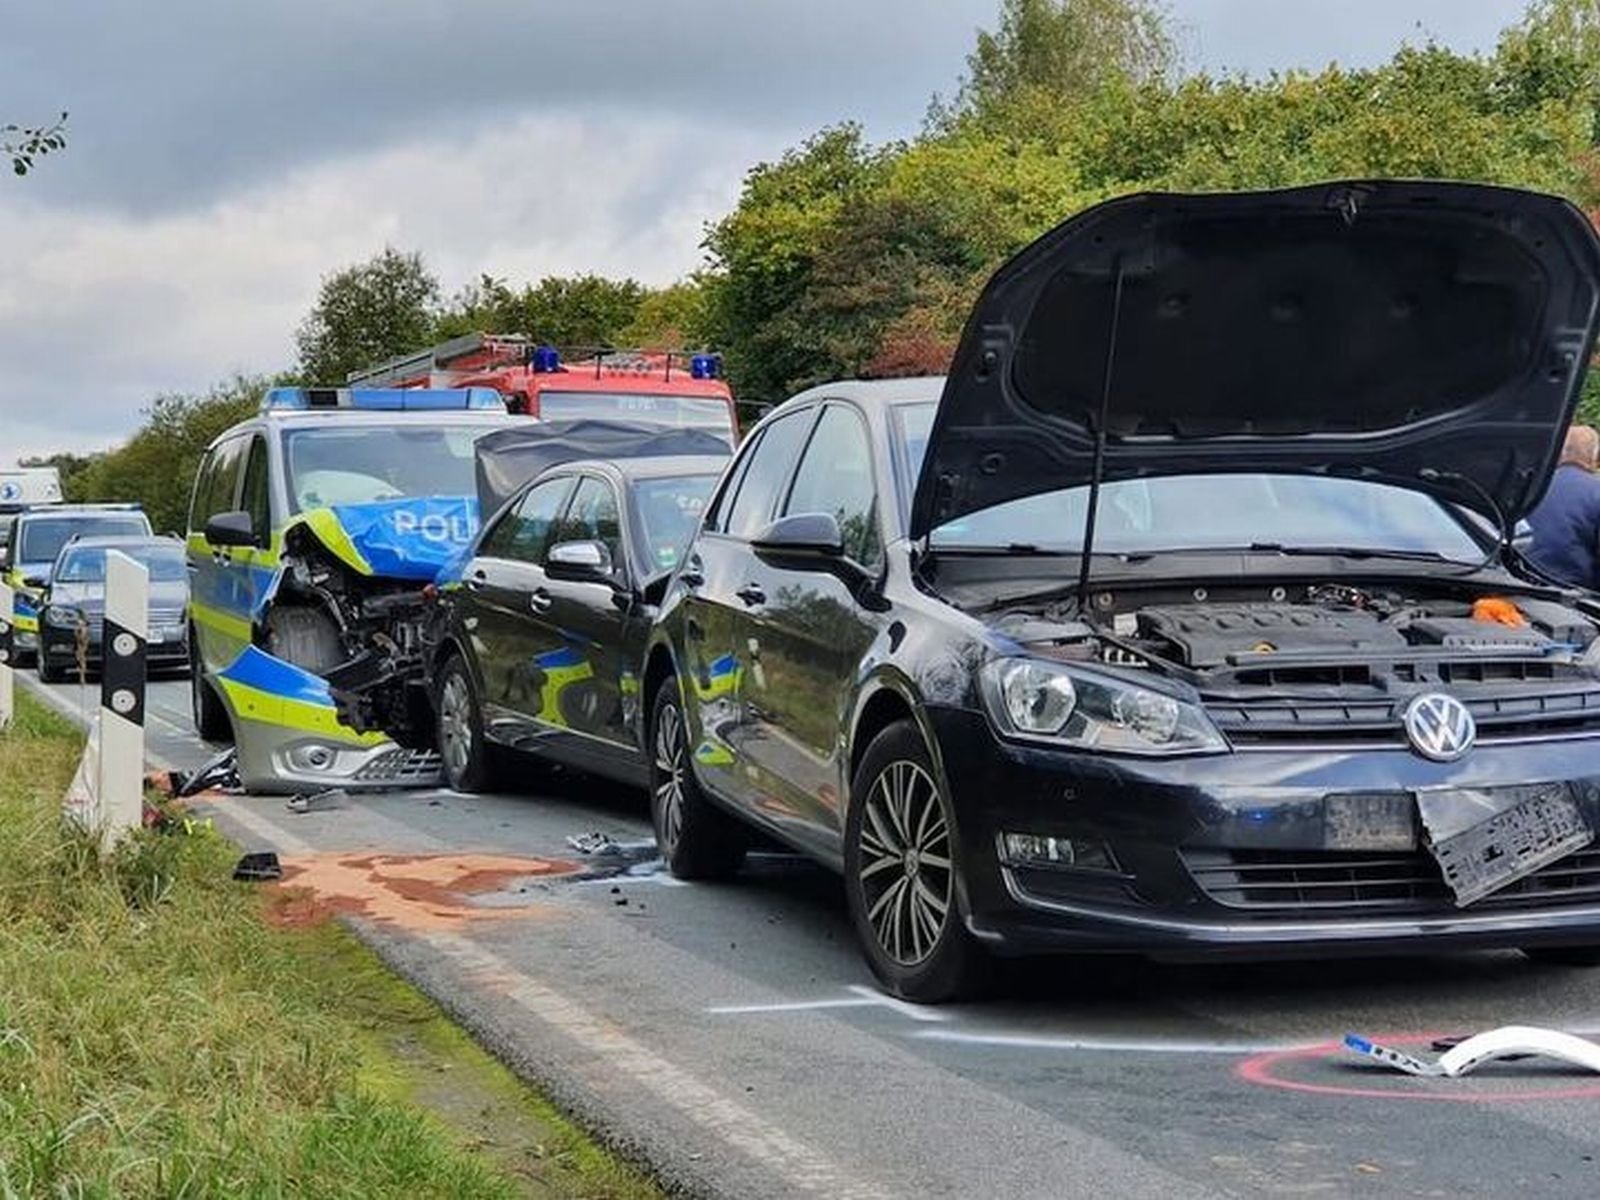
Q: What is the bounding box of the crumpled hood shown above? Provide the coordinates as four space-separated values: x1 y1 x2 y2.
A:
912 180 1600 538
292 497 481 581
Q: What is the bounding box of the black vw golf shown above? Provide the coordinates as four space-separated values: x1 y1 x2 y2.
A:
642 180 1600 1001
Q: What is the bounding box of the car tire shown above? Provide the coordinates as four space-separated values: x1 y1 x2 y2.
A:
190 626 233 743
1521 944 1600 967
649 679 746 879
436 654 495 793
265 606 344 675
844 719 985 1003
37 650 66 684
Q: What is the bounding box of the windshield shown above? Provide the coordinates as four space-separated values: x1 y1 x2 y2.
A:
632 474 717 571
56 543 188 583
896 403 1484 561
283 423 500 512
537 392 733 441
20 515 150 565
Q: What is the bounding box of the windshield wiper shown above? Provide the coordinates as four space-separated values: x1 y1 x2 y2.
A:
1244 542 1464 565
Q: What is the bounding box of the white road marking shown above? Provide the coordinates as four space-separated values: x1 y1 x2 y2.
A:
428 931 891 1199
208 796 887 1198
709 985 948 1023
914 1028 1317 1055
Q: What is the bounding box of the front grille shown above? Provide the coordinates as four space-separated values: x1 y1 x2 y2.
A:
352 748 442 782
1183 846 1600 914
1210 685 1600 745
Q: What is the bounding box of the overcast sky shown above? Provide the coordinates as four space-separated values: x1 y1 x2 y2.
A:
0 0 1527 464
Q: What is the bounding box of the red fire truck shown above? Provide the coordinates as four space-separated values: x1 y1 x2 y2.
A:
347 333 740 444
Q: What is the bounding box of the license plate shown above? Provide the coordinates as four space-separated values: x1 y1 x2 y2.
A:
1419 784 1592 907
1325 792 1416 851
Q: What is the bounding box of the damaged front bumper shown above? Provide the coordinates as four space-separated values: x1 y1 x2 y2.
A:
928 706 1600 958
216 646 441 794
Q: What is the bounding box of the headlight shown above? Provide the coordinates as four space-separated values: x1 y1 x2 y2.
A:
979 657 1228 756
44 605 80 627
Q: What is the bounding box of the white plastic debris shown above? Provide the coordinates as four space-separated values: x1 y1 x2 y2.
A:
1344 1025 1600 1077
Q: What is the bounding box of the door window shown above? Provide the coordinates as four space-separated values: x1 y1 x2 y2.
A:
784 404 881 566
556 477 623 572
201 436 248 525
239 435 271 544
483 477 573 564
723 409 813 539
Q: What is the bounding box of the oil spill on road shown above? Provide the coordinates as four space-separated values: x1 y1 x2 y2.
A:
268 852 580 930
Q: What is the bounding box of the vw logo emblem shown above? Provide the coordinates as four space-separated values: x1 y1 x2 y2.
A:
1403 692 1477 761
0 483 17 501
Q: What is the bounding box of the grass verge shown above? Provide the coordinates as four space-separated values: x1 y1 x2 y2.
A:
0 693 660 1198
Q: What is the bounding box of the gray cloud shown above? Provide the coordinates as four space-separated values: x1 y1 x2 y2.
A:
2 0 994 215
0 0 1536 464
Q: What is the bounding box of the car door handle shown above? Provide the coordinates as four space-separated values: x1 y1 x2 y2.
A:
530 588 552 613
736 583 766 608
679 556 705 589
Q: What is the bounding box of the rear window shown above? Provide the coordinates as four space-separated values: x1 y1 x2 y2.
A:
20 515 151 565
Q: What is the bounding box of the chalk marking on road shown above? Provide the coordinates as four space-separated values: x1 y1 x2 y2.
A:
708 985 949 1023
914 1028 1317 1055
429 930 892 1199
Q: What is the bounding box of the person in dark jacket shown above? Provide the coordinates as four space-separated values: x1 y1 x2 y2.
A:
1527 424 1600 590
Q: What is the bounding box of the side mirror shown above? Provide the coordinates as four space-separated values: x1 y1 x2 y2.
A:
752 512 843 560
22 575 47 590
205 510 256 548
546 540 615 584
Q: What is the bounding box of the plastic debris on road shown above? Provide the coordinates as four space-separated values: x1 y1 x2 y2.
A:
1344 1026 1600 1076
173 746 241 798
286 787 348 813
233 851 283 882
566 832 622 856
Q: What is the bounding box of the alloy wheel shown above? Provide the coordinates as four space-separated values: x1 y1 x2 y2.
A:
439 673 474 781
858 759 953 967
654 700 686 855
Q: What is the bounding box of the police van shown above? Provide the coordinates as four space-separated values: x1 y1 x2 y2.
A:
186 386 519 792
2 502 152 664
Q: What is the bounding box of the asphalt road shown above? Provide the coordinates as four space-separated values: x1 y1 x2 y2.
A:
24 672 1600 1197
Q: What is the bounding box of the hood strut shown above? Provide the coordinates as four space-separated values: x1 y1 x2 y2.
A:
1074 259 1127 616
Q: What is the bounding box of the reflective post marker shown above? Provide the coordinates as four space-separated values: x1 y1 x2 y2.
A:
96 550 147 836
0 583 13 730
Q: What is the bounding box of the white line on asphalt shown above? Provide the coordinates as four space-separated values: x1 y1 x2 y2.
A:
708 987 948 1023
187 796 888 1196
913 1028 1318 1055
428 931 892 1199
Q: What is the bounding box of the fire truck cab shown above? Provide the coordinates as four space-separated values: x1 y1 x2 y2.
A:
348 333 739 445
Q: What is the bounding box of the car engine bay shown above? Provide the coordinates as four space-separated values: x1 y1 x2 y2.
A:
983 578 1600 682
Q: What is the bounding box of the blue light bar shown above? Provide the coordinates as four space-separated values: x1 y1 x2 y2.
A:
261 387 505 413
531 345 561 373
689 353 721 380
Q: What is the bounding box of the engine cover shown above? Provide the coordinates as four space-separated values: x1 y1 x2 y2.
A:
1136 604 1409 668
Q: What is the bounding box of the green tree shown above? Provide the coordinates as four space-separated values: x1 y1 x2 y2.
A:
296 248 440 385
3 112 67 176
75 375 278 534
434 273 648 348
945 0 1174 120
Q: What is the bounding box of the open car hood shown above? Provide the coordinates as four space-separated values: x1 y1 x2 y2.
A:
910 180 1600 540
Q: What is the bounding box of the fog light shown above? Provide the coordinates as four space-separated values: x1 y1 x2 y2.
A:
288 744 336 771
1000 832 1118 872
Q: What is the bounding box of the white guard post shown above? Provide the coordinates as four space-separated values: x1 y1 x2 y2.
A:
96 550 148 837
0 582 13 729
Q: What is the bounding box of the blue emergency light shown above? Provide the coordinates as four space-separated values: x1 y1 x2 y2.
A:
690 353 722 380
531 345 561 373
261 386 505 413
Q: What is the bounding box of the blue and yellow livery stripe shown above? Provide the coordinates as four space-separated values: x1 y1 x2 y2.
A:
215 646 382 747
